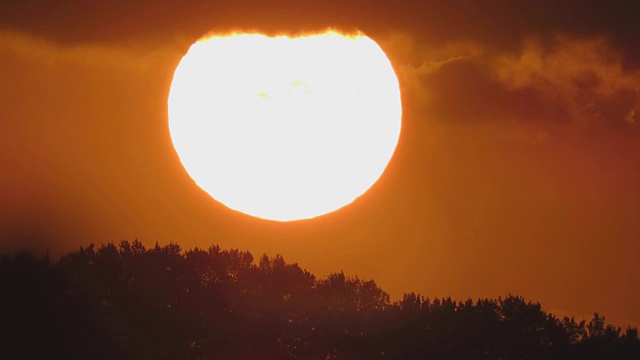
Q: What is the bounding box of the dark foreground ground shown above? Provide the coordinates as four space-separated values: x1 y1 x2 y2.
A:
1 241 638 359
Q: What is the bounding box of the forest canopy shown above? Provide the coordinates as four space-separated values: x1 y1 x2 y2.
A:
1 241 638 359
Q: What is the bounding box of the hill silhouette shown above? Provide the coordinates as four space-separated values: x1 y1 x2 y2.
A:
1 241 638 359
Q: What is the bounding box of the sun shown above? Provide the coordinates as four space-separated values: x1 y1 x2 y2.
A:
168 31 402 221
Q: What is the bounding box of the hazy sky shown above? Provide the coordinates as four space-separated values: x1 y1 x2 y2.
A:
1 0 639 327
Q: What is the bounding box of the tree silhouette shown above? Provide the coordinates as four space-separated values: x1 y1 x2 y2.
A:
1 242 638 359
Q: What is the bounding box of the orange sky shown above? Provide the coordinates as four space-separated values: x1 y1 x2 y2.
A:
1 1 639 327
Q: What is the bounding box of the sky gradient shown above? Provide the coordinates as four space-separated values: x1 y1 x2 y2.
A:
1 0 639 327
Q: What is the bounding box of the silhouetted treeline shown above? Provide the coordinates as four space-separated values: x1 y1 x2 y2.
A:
1 241 638 359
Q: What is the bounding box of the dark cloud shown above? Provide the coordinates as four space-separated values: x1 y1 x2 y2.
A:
493 35 640 130
2 1 639 52
376 31 639 135
411 59 565 125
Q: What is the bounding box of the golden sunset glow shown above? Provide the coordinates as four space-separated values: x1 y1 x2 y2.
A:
5 1 640 343
168 31 402 221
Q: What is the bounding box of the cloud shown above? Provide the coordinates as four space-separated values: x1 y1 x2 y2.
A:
494 35 640 128
2 1 639 54
0 30 174 70
380 30 640 141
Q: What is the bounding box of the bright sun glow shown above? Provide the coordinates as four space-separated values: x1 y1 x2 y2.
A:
168 31 402 221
